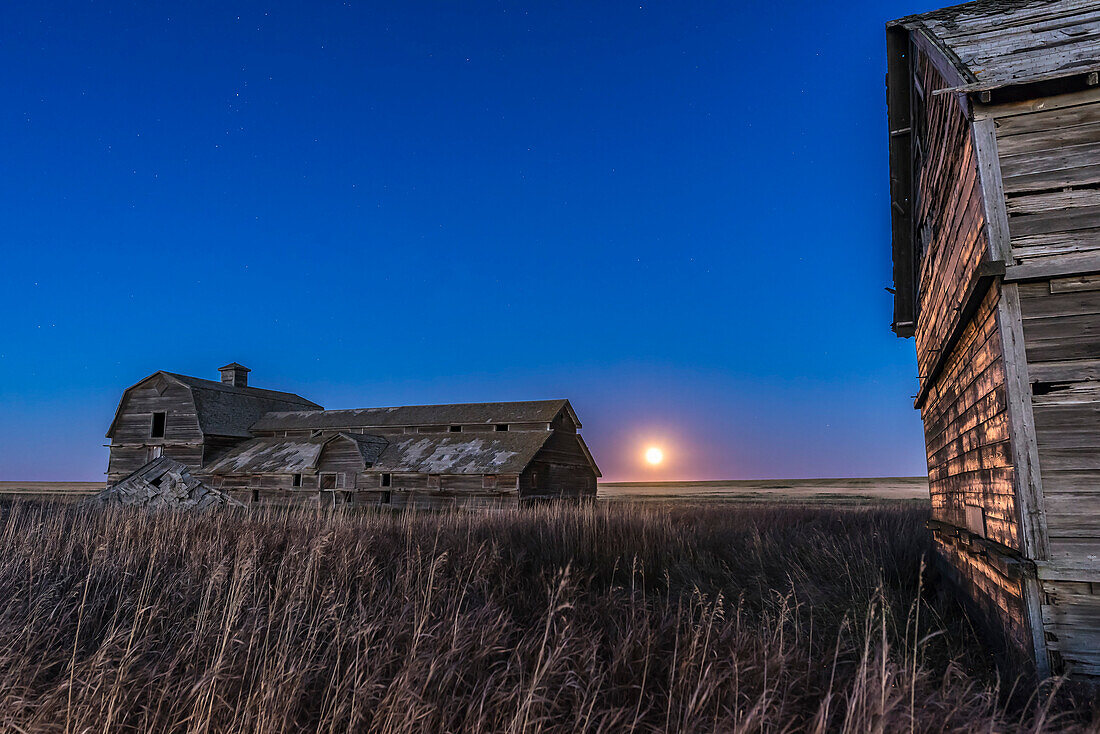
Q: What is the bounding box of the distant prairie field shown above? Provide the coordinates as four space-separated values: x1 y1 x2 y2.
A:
0 500 1091 732
598 476 930 504
0 476 931 504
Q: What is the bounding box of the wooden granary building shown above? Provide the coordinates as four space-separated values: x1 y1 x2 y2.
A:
887 0 1100 678
106 363 600 507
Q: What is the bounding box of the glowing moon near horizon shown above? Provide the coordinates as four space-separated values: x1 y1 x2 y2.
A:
645 447 664 465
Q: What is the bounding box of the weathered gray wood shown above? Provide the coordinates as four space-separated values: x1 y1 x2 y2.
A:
1051 274 1100 293
997 283 1050 561
972 118 1013 261
1023 576 1053 680
975 86 1100 122
997 120 1100 157
1006 188 1100 216
1009 204 1100 239
1005 252 1100 282
1038 559 1100 583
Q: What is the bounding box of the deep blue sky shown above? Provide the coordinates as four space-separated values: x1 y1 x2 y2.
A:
1 1 941 482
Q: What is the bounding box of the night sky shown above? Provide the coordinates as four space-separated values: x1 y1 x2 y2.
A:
1 1 944 482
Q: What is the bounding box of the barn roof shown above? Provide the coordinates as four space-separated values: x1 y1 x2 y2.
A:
250 399 577 432
370 432 553 474
204 431 550 475
888 0 1100 92
204 433 388 475
106 371 321 439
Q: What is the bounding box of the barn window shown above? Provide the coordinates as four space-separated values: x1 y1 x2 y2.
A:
495 424 508 432
531 473 538 489
483 475 497 489
150 412 166 438
251 489 259 504
311 430 323 438
381 473 391 487
320 473 338 490
380 491 391 505
449 425 462 432
292 473 302 488
428 474 440 489
965 504 986 538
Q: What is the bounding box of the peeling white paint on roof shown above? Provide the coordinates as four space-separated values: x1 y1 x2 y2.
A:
371 433 552 474
205 432 390 475
206 437 327 474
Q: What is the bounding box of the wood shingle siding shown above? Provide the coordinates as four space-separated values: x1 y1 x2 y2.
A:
913 57 992 393
922 285 1021 551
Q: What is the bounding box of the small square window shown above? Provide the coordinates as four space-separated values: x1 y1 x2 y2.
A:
292 473 302 488
381 473 392 487
449 425 462 432
150 412 166 438
965 504 986 538
495 424 508 432
320 473 338 490
428 474 440 489
483 475 497 489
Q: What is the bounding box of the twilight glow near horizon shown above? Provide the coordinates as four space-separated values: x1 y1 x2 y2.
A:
0 1 940 482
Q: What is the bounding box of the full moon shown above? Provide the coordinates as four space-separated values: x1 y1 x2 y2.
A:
645 447 664 465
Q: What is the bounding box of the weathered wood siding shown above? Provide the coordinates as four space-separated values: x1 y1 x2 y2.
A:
1016 273 1100 677
107 379 203 483
905 50 1043 670
252 422 552 439
922 285 1019 550
991 89 1100 267
965 85 1100 678
1020 280 1100 563
913 57 991 393
315 439 365 488
930 527 1034 671
518 435 597 499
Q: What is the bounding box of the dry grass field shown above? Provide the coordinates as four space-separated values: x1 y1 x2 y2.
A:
0 476 932 505
0 498 1093 732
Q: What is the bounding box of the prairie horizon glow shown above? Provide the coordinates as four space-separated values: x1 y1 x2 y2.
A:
0 0 939 482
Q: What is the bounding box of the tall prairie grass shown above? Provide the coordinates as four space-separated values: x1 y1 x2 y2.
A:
0 501 1089 732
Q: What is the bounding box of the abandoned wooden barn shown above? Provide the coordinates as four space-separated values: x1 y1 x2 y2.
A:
887 0 1100 678
106 364 600 507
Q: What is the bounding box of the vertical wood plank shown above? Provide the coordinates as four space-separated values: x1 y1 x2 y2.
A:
998 282 1051 561
972 117 1013 263
1023 576 1052 680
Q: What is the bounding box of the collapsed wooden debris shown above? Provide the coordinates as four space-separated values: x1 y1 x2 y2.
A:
90 457 244 510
